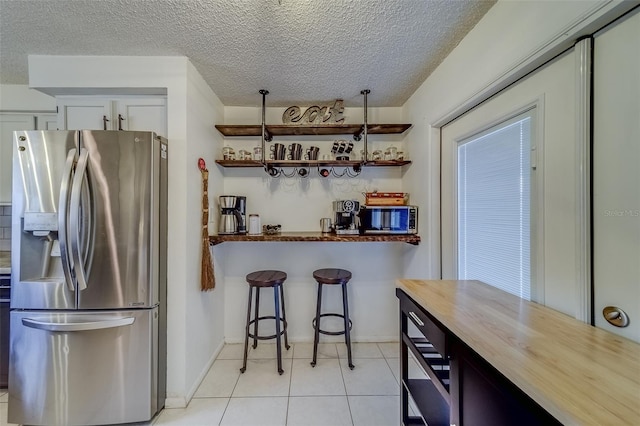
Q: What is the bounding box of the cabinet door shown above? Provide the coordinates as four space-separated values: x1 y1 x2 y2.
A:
57 98 111 130
36 113 58 130
115 98 167 137
0 114 36 204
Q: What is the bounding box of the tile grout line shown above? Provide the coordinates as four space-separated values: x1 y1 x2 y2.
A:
285 345 293 426
217 357 244 426
337 347 356 426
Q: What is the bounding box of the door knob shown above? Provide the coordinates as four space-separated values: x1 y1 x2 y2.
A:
602 306 629 327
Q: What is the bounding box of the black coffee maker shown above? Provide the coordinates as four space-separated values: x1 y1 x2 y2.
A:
235 196 247 234
333 200 360 235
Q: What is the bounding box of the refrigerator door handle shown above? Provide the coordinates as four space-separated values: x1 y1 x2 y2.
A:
22 317 135 332
70 148 90 291
59 148 77 291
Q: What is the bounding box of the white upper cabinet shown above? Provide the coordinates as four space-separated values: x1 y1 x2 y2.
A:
57 98 111 131
57 97 167 137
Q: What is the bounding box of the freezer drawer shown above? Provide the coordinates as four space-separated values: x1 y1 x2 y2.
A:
8 308 159 426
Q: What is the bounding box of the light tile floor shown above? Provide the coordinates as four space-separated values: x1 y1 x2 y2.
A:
0 342 426 426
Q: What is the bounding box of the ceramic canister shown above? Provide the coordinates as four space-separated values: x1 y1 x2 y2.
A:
248 214 261 235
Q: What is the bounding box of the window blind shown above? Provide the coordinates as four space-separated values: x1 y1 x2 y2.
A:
457 111 532 300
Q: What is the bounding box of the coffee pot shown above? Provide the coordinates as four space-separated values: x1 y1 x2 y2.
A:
218 195 246 234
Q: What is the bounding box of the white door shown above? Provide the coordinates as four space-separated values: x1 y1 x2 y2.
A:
36 114 58 130
441 49 579 315
0 114 36 204
592 10 640 342
57 97 166 136
57 97 111 130
115 98 167 137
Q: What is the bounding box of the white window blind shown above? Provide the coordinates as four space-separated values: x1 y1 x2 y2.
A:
457 110 532 299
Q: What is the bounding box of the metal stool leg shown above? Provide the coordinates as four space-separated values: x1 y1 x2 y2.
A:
240 285 253 373
274 284 284 375
279 282 290 350
311 282 323 367
342 282 354 369
252 287 260 349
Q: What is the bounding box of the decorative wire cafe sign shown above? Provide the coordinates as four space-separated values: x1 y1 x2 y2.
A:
282 99 345 125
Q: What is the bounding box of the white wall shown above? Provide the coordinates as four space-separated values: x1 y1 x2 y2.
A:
217 105 412 343
27 55 226 408
402 0 630 316
0 84 55 111
183 62 226 399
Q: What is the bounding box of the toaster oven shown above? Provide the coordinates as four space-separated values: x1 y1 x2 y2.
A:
359 206 418 234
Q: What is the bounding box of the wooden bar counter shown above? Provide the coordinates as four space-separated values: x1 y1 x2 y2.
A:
210 232 420 245
397 279 640 425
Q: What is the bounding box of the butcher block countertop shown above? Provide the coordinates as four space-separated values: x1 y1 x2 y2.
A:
0 251 10 274
209 232 420 245
397 279 640 425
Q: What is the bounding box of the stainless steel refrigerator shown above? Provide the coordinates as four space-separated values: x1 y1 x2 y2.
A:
8 130 168 426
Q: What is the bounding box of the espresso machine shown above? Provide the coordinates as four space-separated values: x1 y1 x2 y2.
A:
219 195 246 234
333 200 360 235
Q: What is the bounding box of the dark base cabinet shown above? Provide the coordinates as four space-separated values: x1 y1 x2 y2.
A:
397 288 560 426
455 341 560 426
0 274 9 388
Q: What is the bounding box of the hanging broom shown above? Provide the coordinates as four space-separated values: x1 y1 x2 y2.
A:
198 158 215 291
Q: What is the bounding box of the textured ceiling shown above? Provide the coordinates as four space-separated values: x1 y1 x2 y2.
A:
0 0 495 107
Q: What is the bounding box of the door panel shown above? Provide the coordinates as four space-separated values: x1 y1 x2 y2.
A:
593 10 640 342
8 309 157 426
77 131 158 309
36 113 58 130
442 50 577 314
11 131 78 310
116 98 167 137
57 98 111 130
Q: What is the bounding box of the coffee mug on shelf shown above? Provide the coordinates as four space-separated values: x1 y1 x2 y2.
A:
287 143 303 160
305 146 320 160
270 143 286 160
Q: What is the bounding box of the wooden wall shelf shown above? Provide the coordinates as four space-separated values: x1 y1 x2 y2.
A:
209 232 420 245
215 123 411 139
215 159 411 168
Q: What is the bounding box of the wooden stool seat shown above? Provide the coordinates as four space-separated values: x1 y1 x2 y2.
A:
311 268 354 369
246 270 287 287
241 270 290 375
313 268 352 285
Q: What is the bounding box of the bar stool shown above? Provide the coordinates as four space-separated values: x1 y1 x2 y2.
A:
311 268 354 369
241 270 290 375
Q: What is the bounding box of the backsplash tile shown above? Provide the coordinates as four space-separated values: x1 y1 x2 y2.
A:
0 206 11 251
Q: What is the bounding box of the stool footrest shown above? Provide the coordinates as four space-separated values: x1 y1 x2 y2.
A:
248 316 288 340
312 313 353 336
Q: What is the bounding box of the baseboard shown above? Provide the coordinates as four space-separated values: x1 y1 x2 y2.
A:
164 339 225 409
164 396 188 409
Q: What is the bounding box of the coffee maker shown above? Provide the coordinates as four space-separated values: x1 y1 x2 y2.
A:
219 195 246 235
333 200 360 235
235 196 247 234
